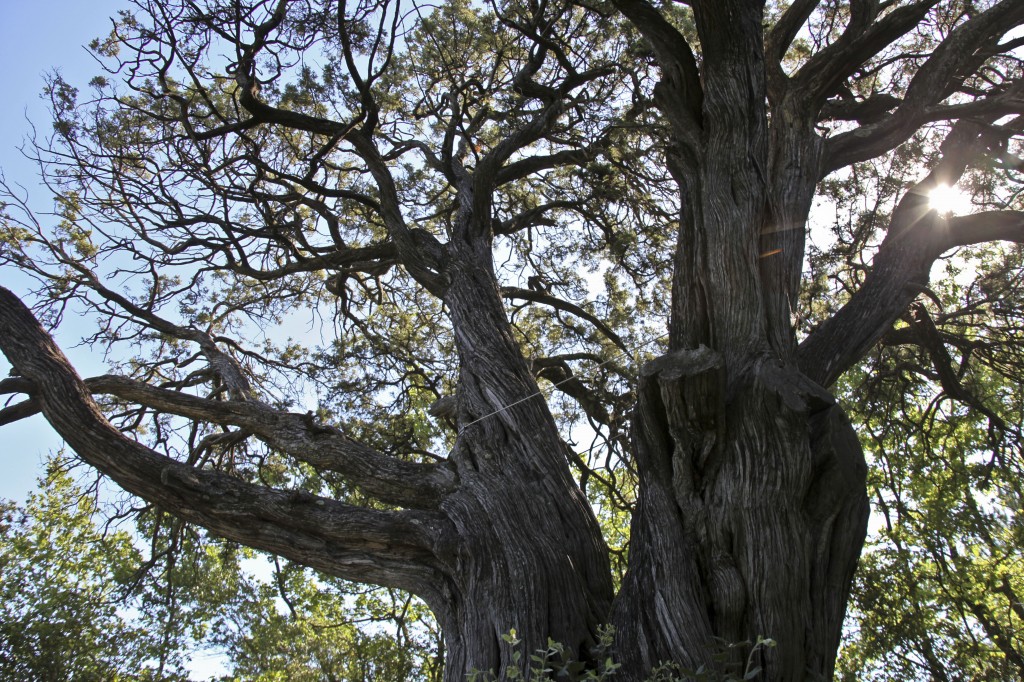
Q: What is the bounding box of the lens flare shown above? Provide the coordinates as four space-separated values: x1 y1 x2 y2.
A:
928 184 972 216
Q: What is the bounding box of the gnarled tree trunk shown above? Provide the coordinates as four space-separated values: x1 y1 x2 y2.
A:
608 3 869 678
427 255 616 679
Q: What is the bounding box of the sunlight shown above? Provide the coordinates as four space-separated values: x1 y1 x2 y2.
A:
928 184 973 216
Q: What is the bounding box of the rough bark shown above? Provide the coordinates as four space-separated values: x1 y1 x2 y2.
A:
429 254 616 679
613 351 868 680
610 2 870 678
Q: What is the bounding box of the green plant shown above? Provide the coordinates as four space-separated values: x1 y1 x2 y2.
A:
647 637 778 681
466 629 780 681
467 626 620 681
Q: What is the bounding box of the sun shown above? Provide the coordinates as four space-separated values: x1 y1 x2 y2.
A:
928 184 973 216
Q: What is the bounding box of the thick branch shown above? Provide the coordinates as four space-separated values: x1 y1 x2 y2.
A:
349 132 449 295
942 210 1024 250
1 372 456 508
799 127 1024 387
0 285 453 594
0 397 38 427
766 0 822 68
612 0 702 152
495 147 598 186
800 120 990 386
791 0 935 110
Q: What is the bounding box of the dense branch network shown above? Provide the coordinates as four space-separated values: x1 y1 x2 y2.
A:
1 0 1023 677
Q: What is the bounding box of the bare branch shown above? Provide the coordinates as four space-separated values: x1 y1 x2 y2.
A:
822 0 1024 174
501 286 629 354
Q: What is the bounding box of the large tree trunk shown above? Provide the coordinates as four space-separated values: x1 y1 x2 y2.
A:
609 3 869 678
612 351 869 680
609 136 870 678
431 254 616 680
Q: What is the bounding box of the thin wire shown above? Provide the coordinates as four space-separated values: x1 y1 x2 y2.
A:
458 331 671 433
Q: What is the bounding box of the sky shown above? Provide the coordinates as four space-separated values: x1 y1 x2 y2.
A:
0 7 244 674
0 1 128 504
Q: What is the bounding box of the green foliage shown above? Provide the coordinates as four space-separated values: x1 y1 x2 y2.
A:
645 638 777 682
0 463 171 681
467 626 620 682
466 629 779 682
834 245 1024 678
0 456 442 681
214 562 440 681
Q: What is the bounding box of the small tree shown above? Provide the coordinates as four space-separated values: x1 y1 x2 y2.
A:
0 463 172 680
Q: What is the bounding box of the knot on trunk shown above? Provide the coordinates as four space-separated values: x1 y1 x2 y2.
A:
638 345 726 490
749 356 835 415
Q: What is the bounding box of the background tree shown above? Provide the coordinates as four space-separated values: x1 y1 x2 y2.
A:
1 0 1023 680
0 459 175 680
0 454 442 680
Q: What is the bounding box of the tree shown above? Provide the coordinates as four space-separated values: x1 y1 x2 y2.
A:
1 0 1023 679
0 459 176 680
831 244 1024 679
216 568 436 681
0 455 442 681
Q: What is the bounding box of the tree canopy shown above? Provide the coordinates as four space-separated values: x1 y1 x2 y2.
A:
0 455 441 680
1 0 1023 679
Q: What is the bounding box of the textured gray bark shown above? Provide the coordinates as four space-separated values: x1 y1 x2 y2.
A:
604 1 1023 678
612 351 868 680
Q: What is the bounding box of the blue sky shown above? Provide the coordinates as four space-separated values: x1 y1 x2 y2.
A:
0 14 236 677
0 0 125 503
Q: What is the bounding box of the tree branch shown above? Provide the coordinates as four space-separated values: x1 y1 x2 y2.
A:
612 0 702 153
941 210 1024 250
822 0 1024 174
766 0 822 69
799 120 997 386
59 264 256 400
792 0 936 110
500 286 629 354
495 147 599 186
0 371 456 509
906 303 1010 435
0 284 454 596
0 397 38 427
232 0 365 140
530 356 611 427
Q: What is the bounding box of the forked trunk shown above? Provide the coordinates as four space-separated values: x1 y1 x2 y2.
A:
434 190 869 680
612 351 869 680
